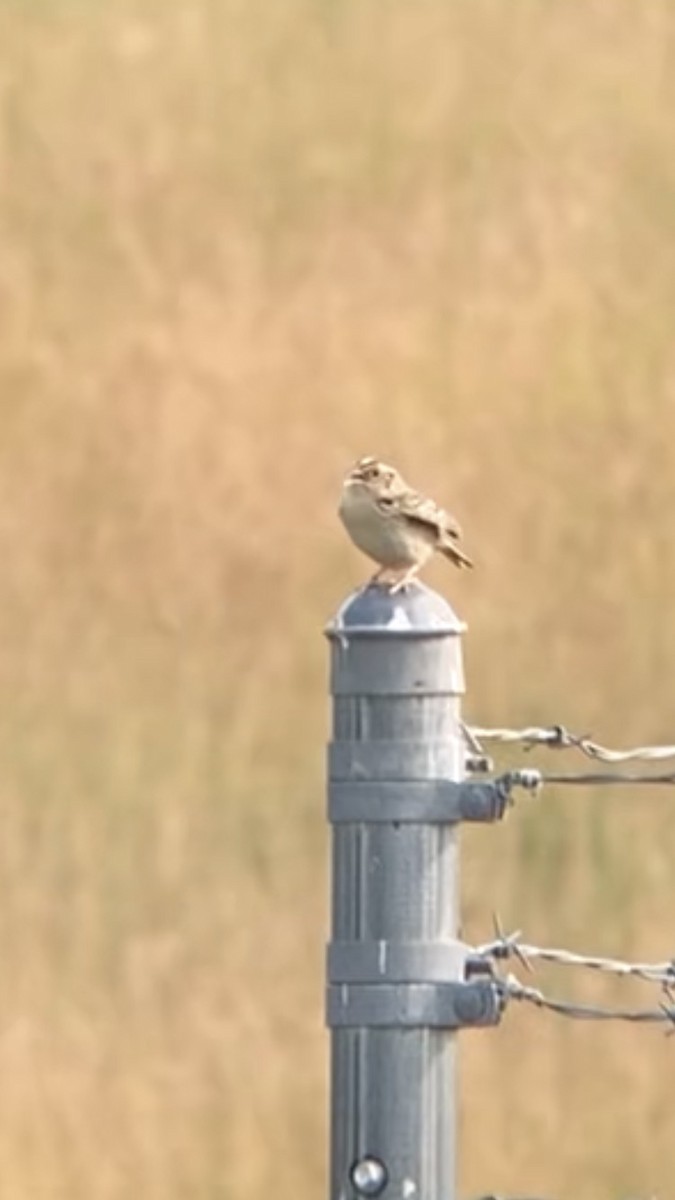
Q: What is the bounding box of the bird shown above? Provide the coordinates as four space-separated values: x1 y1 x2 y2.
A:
338 455 473 592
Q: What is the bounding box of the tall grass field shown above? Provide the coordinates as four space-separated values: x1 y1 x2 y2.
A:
1 0 675 1195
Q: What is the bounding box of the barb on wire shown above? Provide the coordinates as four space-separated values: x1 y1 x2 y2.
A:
463 722 675 764
501 974 675 1029
476 917 675 988
470 918 675 1033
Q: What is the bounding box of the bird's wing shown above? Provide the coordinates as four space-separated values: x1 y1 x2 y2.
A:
376 490 462 539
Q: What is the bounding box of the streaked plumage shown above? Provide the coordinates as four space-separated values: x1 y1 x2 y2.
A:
336 453 473 590
338 456 473 591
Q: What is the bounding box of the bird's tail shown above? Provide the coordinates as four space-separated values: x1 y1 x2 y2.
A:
439 541 474 570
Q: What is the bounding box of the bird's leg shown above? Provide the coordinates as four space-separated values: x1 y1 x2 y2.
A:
368 566 388 588
389 564 421 594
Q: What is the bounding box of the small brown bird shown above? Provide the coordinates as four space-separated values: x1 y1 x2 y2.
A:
339 456 473 591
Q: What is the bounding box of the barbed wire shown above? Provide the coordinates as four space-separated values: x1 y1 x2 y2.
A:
476 925 675 987
502 974 675 1028
459 724 671 1191
469 919 675 1031
463 722 675 764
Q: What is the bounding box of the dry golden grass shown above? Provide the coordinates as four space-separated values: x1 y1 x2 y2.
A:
1 0 675 1194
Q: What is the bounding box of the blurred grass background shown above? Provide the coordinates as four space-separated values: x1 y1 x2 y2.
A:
1 0 675 1195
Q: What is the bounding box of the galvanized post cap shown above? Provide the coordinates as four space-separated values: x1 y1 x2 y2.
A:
326 581 466 639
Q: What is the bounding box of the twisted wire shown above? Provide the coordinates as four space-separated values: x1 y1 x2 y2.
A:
502 975 675 1028
464 722 675 764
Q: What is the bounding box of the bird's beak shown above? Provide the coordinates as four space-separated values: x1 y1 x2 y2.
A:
347 456 376 482
345 464 366 483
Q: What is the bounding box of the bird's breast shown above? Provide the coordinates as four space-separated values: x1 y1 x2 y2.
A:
339 484 432 567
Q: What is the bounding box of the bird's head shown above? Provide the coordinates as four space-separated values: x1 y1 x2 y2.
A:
346 456 401 491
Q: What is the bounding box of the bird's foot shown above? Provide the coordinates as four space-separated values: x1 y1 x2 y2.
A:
367 567 391 589
389 567 420 594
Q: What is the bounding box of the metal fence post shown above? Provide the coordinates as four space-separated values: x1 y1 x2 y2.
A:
325 582 502 1200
